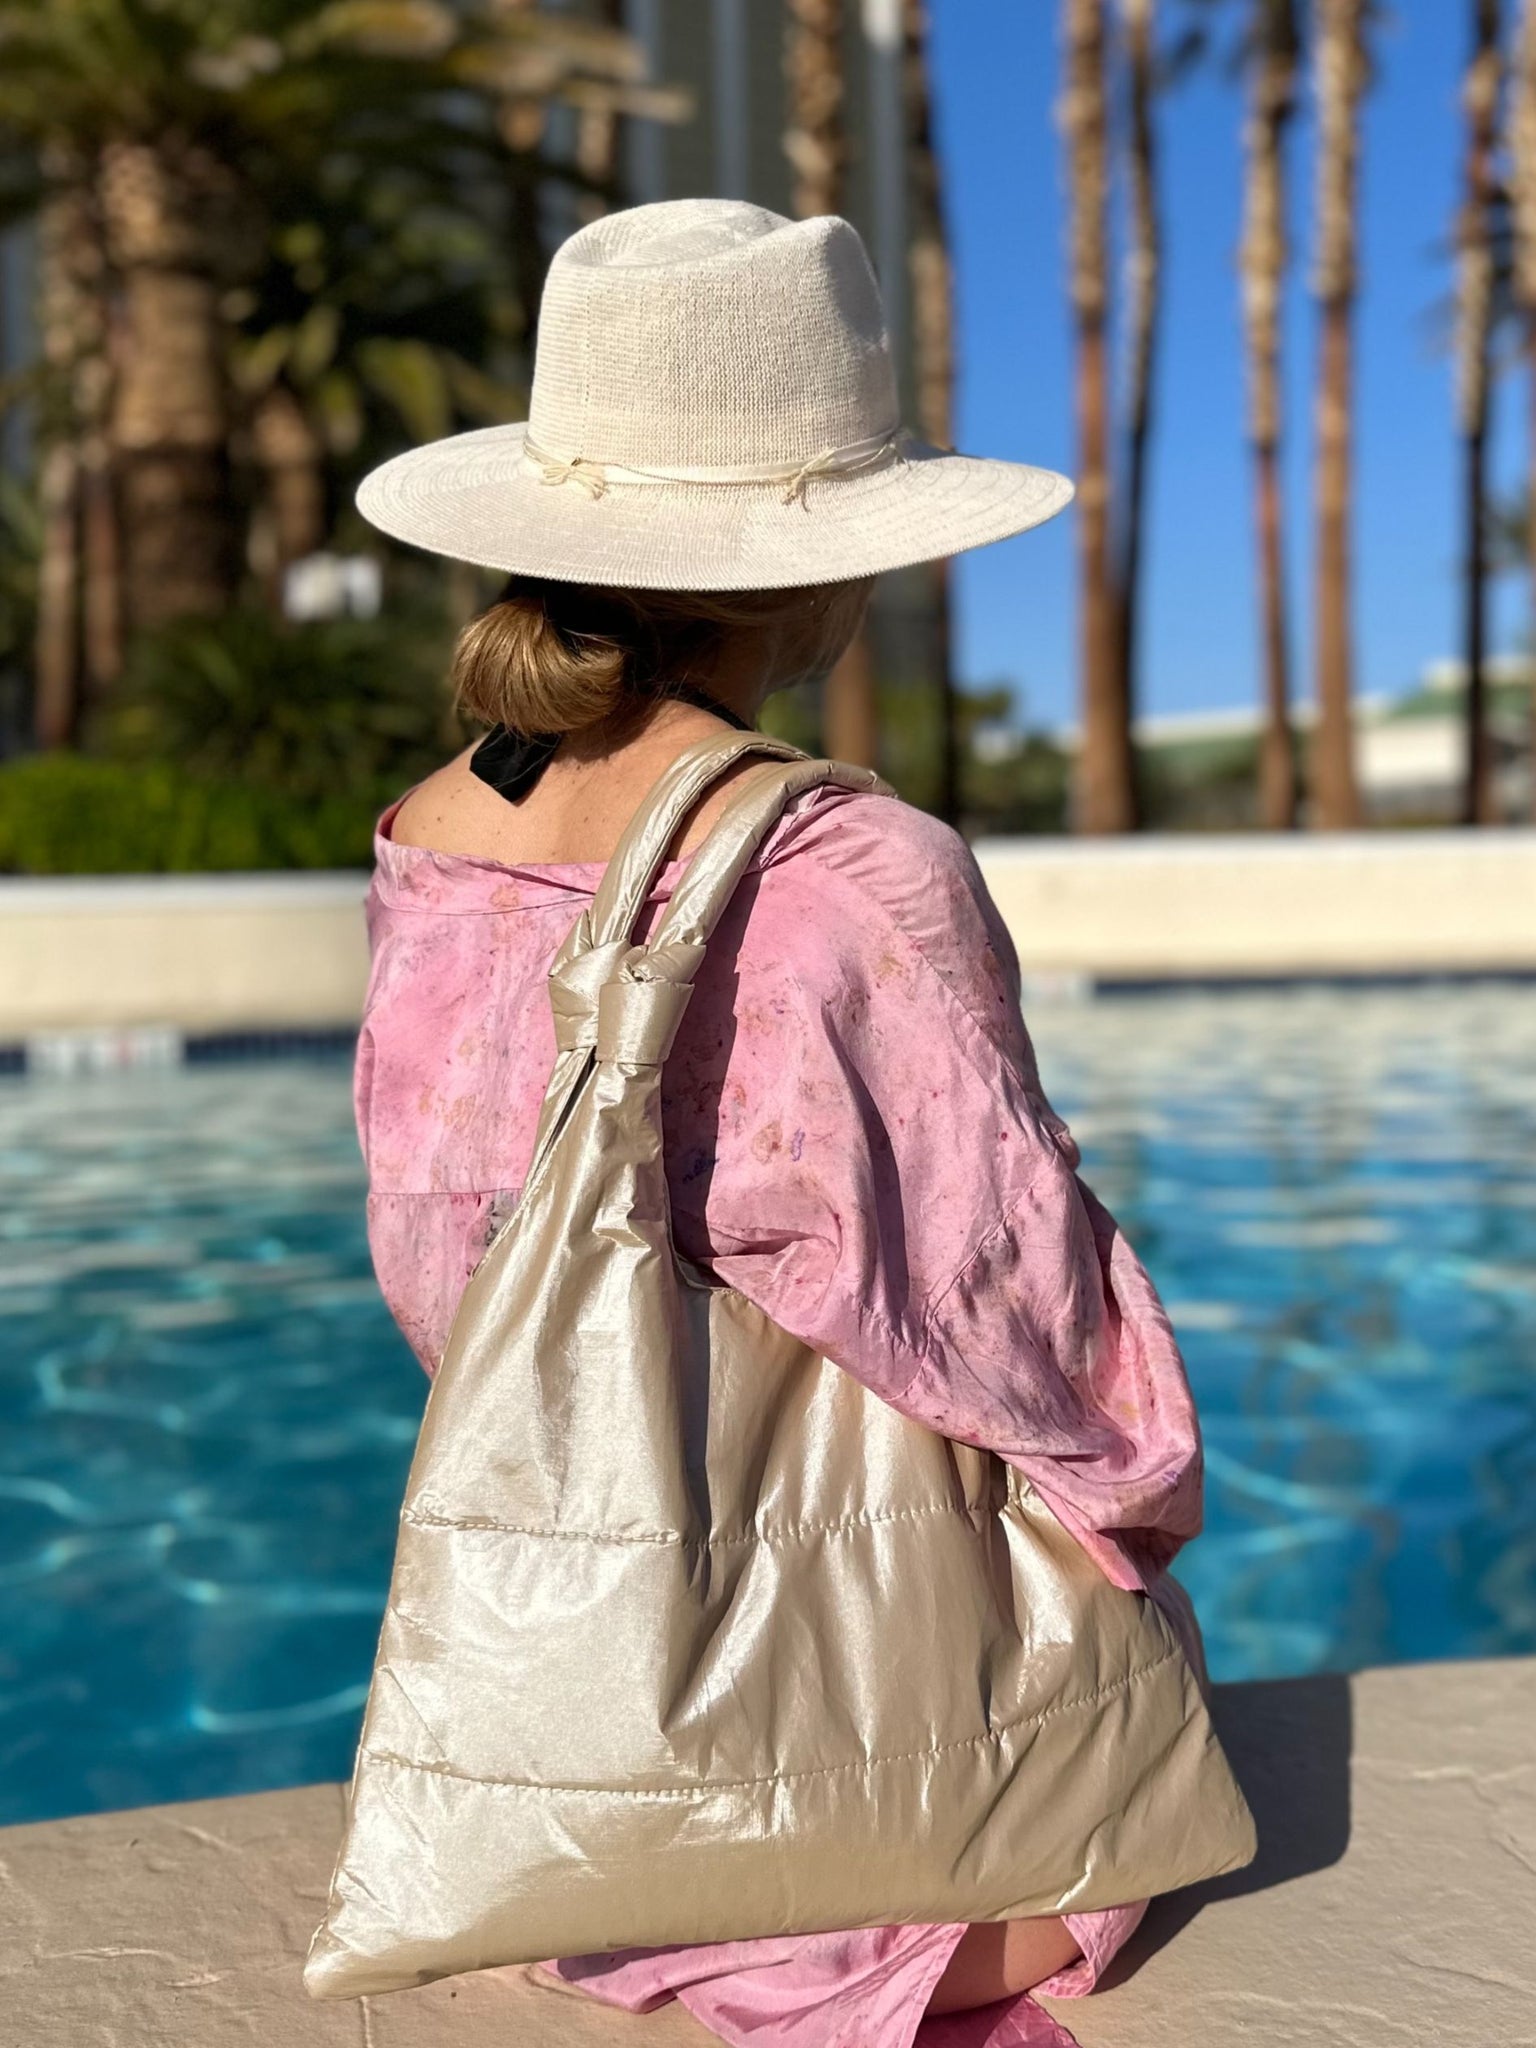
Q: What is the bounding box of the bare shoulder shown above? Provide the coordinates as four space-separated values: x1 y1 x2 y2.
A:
388 733 781 865
672 757 773 852
389 746 503 856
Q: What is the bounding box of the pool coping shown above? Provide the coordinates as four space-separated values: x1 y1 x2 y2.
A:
5 831 1536 1041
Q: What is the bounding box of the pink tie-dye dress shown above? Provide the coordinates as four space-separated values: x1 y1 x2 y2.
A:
355 778 1212 2048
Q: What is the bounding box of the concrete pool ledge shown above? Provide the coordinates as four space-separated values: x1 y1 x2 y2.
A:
0 871 371 1037
3 829 1536 1037
2 1657 1531 2046
971 827 1536 985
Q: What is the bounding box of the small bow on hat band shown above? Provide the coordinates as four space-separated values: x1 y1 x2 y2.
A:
522 427 907 507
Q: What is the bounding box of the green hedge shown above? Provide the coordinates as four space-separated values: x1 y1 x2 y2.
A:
0 755 383 874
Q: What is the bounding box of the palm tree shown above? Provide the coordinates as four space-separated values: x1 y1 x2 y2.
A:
1241 0 1301 828
248 383 326 593
98 136 248 632
234 11 676 607
784 0 850 220
487 0 671 297
572 0 627 225
0 0 645 725
33 437 80 749
1512 0 1536 818
782 0 879 769
1061 0 1135 831
31 173 94 745
1114 0 1158 813
1457 0 1503 825
1309 0 1367 828
903 0 961 824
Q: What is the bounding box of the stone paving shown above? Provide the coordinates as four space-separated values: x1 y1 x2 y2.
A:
2 1657 1531 2047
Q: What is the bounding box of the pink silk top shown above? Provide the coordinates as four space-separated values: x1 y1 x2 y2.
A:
355 780 1209 2048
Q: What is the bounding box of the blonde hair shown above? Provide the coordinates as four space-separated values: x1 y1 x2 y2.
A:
451 576 868 736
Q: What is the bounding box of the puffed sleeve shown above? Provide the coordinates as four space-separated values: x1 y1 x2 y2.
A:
662 788 1203 1595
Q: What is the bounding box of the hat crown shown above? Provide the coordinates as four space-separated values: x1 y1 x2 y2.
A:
527 200 900 474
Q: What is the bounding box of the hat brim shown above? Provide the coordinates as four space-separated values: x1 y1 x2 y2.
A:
356 424 1073 591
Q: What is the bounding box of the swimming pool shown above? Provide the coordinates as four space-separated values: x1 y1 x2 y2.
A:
3 985 1533 1826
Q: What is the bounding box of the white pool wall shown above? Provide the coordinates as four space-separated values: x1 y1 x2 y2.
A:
2 830 1534 1037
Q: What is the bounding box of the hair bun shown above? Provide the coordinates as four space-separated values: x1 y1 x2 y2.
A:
452 596 626 736
450 575 872 739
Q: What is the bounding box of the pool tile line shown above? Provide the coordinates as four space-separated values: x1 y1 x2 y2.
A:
10 1026 359 1075
7 968 1536 1075
1090 967 1536 999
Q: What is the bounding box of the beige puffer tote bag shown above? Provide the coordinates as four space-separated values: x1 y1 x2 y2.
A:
306 732 1256 1999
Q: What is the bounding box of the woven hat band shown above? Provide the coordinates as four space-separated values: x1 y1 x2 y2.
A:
520 427 907 505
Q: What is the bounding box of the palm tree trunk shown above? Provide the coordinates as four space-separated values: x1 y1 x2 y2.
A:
903 0 960 822
822 628 880 764
112 268 235 628
1513 0 1536 818
1457 0 1502 826
100 141 238 631
66 196 124 702
783 0 878 767
493 0 554 337
1255 441 1294 826
1114 0 1157 820
1528 318 1536 823
79 437 124 697
1062 0 1133 833
34 440 81 749
33 176 96 745
1243 0 1299 829
1461 423 1492 821
1310 0 1365 829
1312 302 1359 827
784 0 848 218
249 384 326 608
575 0 628 223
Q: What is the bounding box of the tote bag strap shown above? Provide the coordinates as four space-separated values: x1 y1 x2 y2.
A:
525 737 890 1196
586 731 810 950
639 751 892 977
524 733 858 1196
542 733 805 1028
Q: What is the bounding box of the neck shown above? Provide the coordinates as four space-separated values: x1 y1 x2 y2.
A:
696 639 774 724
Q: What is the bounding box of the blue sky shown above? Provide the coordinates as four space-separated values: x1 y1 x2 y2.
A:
928 0 1528 730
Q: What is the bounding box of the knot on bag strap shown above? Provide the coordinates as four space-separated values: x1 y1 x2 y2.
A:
548 936 634 1051
549 936 697 1060
596 976 694 1067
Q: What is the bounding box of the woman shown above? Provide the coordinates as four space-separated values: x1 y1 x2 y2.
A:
347 200 1248 2046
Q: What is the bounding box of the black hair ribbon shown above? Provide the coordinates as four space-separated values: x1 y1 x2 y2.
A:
470 682 755 804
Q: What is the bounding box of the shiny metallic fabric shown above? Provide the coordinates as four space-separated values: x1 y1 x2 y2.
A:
306 735 1256 2000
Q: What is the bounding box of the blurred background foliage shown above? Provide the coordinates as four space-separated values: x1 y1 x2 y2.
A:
0 0 671 870
0 595 467 870
102 606 461 801
0 0 1077 872
10 0 1503 868
0 752 386 869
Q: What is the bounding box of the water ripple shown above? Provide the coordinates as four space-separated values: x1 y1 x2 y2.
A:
2 985 1534 1824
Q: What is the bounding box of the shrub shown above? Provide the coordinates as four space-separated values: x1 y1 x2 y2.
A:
0 601 471 872
0 755 381 873
98 605 464 805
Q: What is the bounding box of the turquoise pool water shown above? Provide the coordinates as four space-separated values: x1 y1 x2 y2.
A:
2 985 1533 1826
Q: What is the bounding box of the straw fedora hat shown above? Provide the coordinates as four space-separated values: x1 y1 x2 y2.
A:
357 198 1073 590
